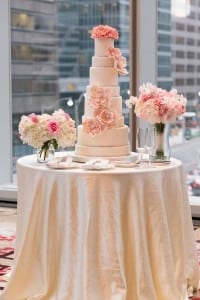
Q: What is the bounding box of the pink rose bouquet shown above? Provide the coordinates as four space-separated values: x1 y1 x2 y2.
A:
18 109 76 160
126 83 187 161
126 83 186 124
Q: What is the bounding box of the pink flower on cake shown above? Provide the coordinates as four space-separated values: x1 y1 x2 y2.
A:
90 25 119 40
89 85 110 108
107 47 121 57
115 56 128 75
94 108 117 129
107 47 128 76
83 118 103 136
125 83 186 124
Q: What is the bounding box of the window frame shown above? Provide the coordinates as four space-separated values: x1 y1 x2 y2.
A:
0 1 12 186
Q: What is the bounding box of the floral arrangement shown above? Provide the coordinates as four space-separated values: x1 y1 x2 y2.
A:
90 25 119 40
107 47 128 76
83 85 120 136
18 109 76 159
125 83 186 124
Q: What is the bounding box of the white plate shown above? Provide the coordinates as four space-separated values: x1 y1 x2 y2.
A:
81 164 115 171
47 162 79 169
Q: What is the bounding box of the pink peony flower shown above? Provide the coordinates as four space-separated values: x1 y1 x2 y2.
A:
28 113 39 123
89 85 110 108
94 107 116 129
90 25 119 40
107 47 128 76
115 56 128 75
107 47 121 57
83 118 103 136
47 120 60 135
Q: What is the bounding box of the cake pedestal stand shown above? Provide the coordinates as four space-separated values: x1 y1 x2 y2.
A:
72 152 139 163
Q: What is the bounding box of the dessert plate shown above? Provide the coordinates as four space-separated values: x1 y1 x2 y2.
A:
81 158 115 170
81 164 115 171
46 156 79 169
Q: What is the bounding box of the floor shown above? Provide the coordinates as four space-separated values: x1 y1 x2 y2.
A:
0 206 16 292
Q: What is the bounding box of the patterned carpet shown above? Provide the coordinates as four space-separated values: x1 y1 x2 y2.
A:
0 234 15 291
0 207 16 292
0 207 199 298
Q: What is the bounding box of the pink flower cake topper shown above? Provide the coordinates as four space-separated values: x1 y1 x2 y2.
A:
90 25 119 40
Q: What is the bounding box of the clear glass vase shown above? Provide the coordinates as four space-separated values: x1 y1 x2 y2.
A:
36 143 55 163
150 123 171 162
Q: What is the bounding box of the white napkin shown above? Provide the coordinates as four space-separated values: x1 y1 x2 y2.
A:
83 158 111 169
47 156 73 168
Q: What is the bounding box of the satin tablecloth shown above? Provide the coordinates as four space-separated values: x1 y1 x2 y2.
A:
1 155 199 300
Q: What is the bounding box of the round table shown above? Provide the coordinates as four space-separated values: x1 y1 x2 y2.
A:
1 154 199 300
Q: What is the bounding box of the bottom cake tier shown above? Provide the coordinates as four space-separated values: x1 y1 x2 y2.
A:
74 125 130 157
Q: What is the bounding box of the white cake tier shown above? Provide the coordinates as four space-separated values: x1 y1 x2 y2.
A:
76 125 129 147
86 86 120 97
92 56 114 67
84 96 123 117
75 144 130 157
94 38 114 56
90 67 118 86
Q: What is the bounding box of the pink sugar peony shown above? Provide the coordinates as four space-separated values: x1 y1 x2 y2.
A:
89 85 110 108
115 56 128 75
107 47 121 57
94 108 116 129
28 113 39 123
107 47 128 76
90 25 119 40
83 118 103 136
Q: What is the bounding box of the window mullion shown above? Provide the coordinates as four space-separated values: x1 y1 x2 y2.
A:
0 0 12 185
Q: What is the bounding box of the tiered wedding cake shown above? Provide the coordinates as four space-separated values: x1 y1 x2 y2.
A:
74 25 130 159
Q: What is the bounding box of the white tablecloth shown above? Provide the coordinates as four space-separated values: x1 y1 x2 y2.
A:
1 155 199 300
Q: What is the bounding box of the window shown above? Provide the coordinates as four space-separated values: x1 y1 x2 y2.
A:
187 51 195 59
158 0 200 198
186 78 195 85
187 25 195 32
176 65 185 72
1 0 135 189
176 23 185 30
175 78 185 85
176 51 185 58
187 65 195 72
175 37 185 44
187 38 195 46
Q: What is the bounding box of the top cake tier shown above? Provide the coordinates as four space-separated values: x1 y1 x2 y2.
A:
94 38 114 57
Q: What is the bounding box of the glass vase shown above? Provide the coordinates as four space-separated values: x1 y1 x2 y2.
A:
150 123 171 162
36 144 55 163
